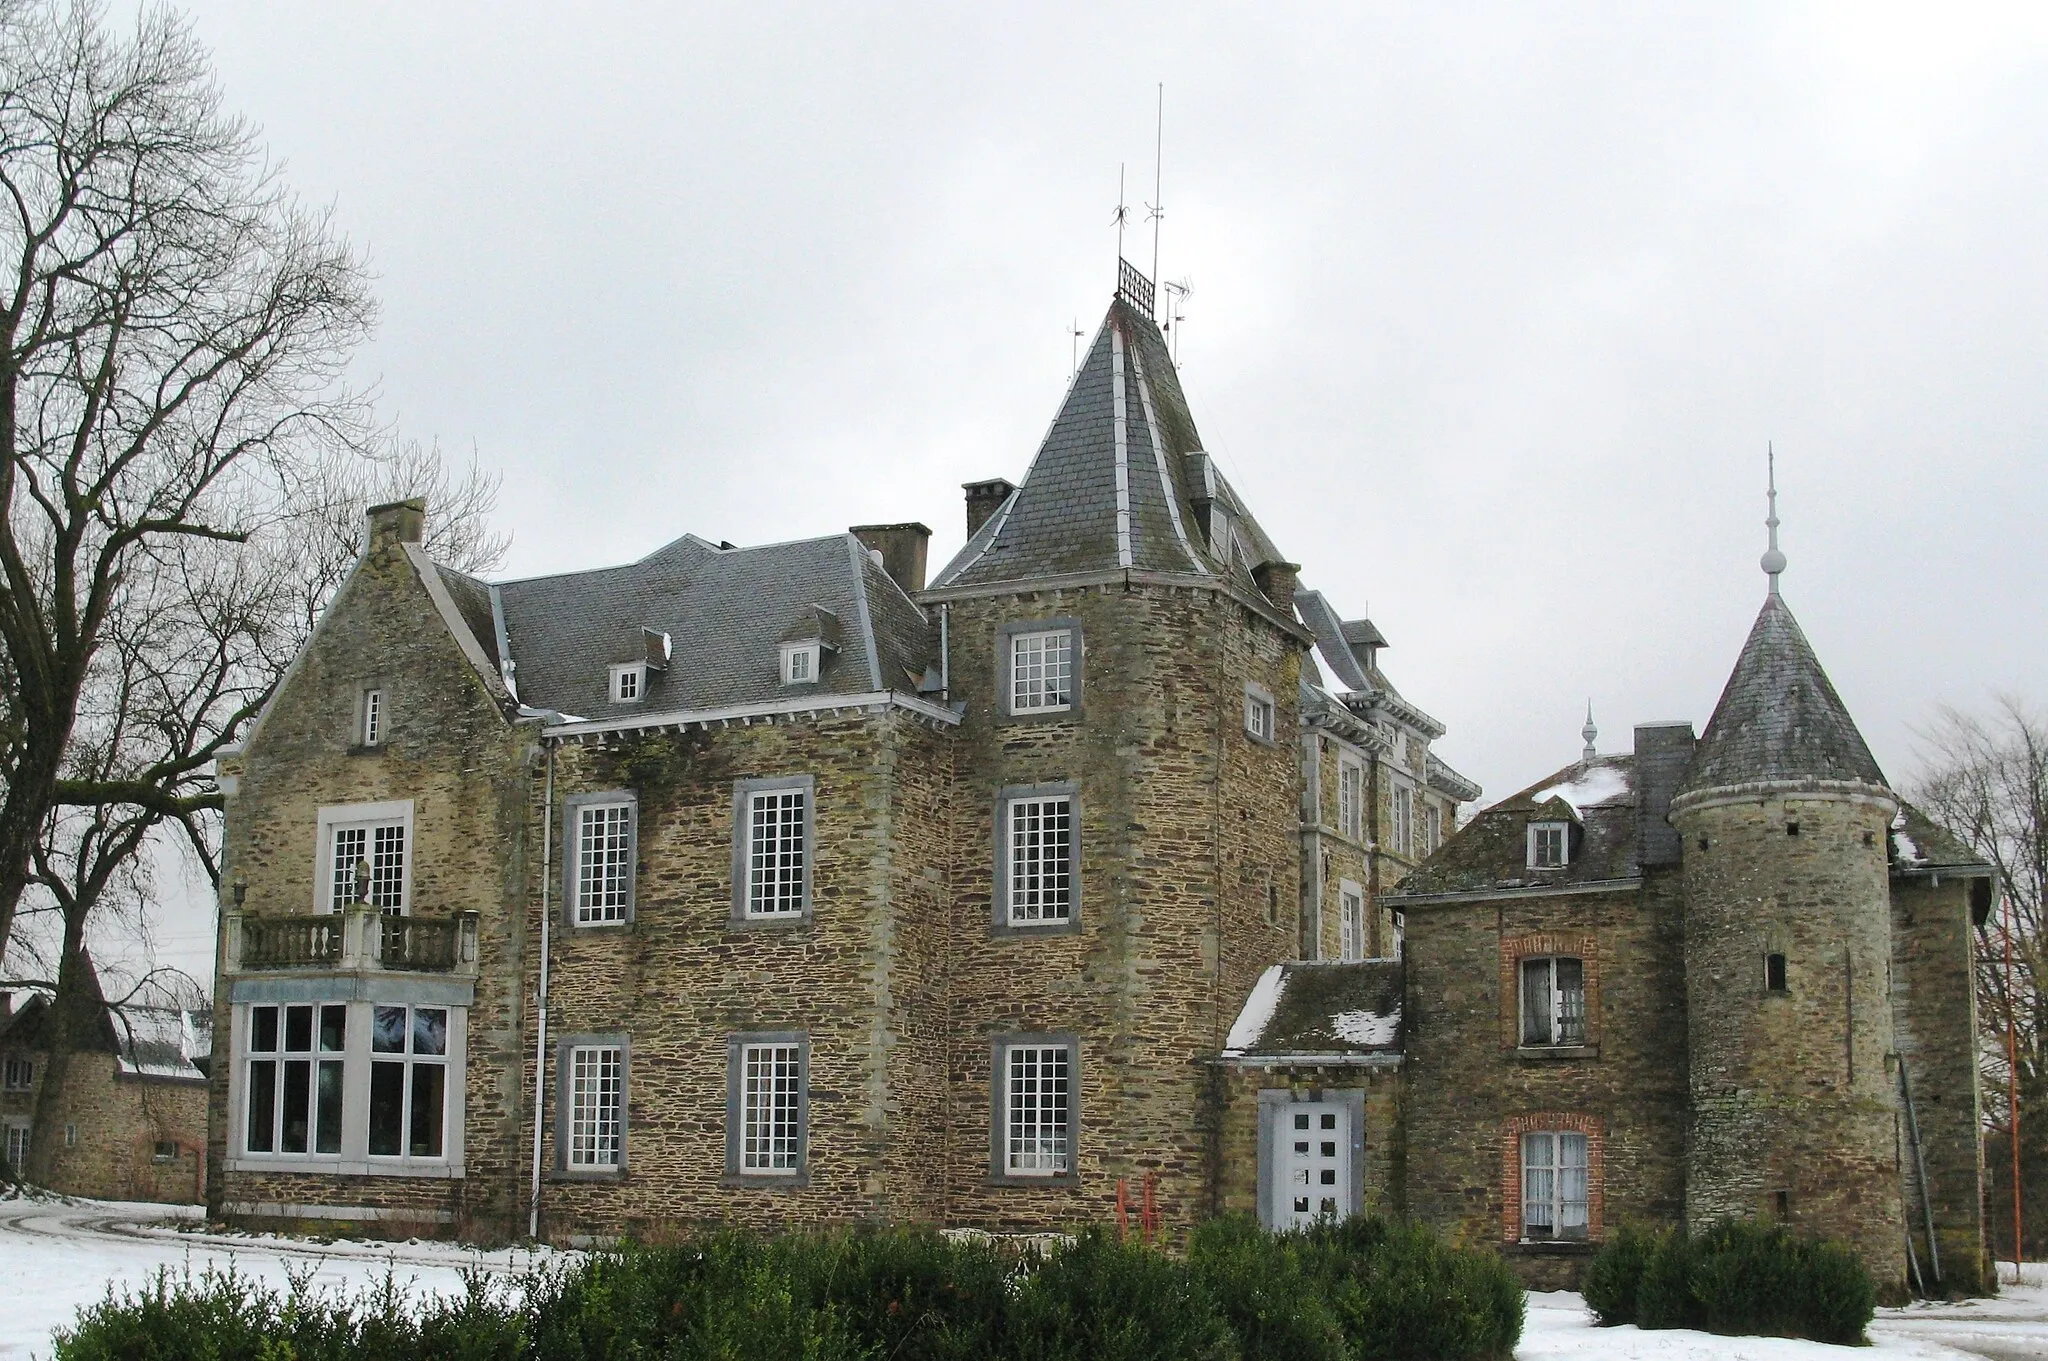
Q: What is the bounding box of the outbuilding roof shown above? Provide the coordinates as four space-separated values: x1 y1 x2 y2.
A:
1222 960 1404 1063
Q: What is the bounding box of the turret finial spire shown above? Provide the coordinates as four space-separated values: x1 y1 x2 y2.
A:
1760 443 1786 595
1582 701 1598 761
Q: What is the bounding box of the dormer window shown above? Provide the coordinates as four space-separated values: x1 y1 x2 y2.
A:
781 642 820 686
1528 821 1569 869
610 663 645 704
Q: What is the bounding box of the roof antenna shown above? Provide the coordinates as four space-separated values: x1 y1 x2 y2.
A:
1761 442 1786 596
1163 277 1191 366
1582 701 1598 761
1146 83 1165 288
1069 317 1084 381
1113 163 1129 269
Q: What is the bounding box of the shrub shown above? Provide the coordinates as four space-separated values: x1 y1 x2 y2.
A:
1007 1227 1237 1361
1579 1222 1657 1326
1186 1216 1347 1361
1301 1217 1524 1361
778 1227 1013 1361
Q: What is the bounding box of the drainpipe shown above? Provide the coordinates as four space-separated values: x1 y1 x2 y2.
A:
939 603 950 701
527 739 556 1241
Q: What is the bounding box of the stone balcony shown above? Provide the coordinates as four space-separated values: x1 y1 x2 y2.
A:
224 906 480 977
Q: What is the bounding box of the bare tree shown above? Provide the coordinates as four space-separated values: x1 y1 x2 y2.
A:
1910 695 2048 1254
0 0 376 963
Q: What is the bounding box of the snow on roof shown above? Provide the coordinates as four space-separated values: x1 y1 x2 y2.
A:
1530 765 1630 814
1331 1009 1400 1048
1890 807 1923 866
1224 965 1287 1055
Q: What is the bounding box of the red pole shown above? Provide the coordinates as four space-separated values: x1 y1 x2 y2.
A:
2006 893 2024 1285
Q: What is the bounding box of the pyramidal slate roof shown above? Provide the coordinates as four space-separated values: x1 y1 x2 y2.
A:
931 296 1281 592
1677 591 1887 798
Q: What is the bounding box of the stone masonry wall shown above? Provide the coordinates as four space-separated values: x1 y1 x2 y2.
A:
0 1055 206 1202
1303 730 1374 962
1211 1063 1403 1221
211 526 535 1241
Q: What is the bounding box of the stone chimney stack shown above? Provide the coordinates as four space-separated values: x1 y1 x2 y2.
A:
962 479 1017 538
1633 721 1696 867
850 523 932 594
366 498 426 554
1252 560 1301 616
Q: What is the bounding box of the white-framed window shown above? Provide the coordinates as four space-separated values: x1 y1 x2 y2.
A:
1337 758 1364 840
1245 685 1276 742
1521 1130 1590 1241
745 787 808 918
1009 627 1075 714
1425 802 1443 854
998 1039 1074 1177
566 1042 624 1171
610 663 645 703
318 800 412 915
369 1004 448 1160
1520 956 1587 1047
1528 821 1569 869
739 1041 803 1175
572 799 634 925
781 642 819 685
1004 792 1074 926
1 1056 31 1091
3 1121 26 1170
1339 881 1366 962
243 1003 346 1157
361 687 386 747
1390 783 1413 856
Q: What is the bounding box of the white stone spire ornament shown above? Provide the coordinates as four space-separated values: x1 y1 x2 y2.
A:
1582 702 1598 761
1760 443 1787 596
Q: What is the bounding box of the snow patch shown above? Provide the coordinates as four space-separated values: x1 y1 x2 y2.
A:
1530 765 1629 813
1224 965 1286 1054
1330 1009 1398 1048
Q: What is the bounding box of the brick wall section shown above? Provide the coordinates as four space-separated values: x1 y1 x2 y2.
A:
1672 793 1906 1291
210 529 536 1241
1401 870 1688 1288
0 1055 207 1202
938 584 1301 1238
1889 876 1990 1291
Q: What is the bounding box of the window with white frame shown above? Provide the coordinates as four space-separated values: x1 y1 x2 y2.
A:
781 642 819 685
322 803 410 915
573 799 634 925
1390 783 1413 856
999 1040 1073 1177
1520 956 1587 1047
610 663 645 703
1 1056 30 1091
738 1041 803 1175
565 1042 624 1171
369 1004 448 1159
1009 628 1074 714
745 786 808 918
1528 821 1569 869
361 687 386 747
1425 802 1443 854
1521 1130 1590 1240
1004 792 1073 926
3 1122 26 1171
1338 758 1364 841
1339 882 1367 962
243 1003 346 1156
1245 686 1276 742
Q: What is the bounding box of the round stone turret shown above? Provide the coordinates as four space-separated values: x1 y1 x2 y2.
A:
1669 591 1905 1290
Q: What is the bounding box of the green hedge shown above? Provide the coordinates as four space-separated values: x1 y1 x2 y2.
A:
1582 1218 1875 1345
54 1218 1525 1361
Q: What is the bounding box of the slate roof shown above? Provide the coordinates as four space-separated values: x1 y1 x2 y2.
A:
0 957 209 1084
1677 592 1888 798
1222 961 1404 1061
1392 754 1640 897
1890 800 1990 873
931 297 1282 592
494 532 934 721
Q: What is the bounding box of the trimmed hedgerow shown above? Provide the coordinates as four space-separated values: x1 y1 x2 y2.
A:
1579 1218 1875 1344
53 1217 1525 1361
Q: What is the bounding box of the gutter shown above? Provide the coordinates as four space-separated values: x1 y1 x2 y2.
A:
543 690 961 740
1208 1052 1406 1069
1384 877 1643 909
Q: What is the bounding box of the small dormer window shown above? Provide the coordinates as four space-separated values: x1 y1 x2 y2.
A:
610 663 645 703
1529 822 1569 869
781 642 820 686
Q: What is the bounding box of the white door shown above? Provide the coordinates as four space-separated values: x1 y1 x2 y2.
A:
1272 1100 1352 1230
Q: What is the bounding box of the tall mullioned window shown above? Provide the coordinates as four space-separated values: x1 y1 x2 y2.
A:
1338 759 1364 840
1521 956 1586 1047
361 688 385 747
1390 784 1413 855
243 1003 345 1157
1339 883 1366 962
567 1044 623 1170
369 1004 447 1160
1006 795 1073 925
329 821 406 913
1003 1043 1072 1176
1010 628 1074 714
1521 1131 1589 1240
747 788 808 917
575 802 633 924
739 1042 803 1174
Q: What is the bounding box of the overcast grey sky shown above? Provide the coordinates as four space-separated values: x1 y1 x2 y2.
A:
116 2 2048 979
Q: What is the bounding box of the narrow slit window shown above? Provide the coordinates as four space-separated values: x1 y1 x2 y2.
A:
361 688 385 746
1765 952 1788 993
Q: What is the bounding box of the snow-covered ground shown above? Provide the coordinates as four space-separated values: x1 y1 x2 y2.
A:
2 1195 2046 1361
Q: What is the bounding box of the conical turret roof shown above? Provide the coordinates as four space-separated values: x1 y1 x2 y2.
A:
931 295 1280 591
1676 592 1888 797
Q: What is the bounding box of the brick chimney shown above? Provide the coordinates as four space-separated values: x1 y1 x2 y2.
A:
962 479 1017 538
851 523 932 594
1252 560 1301 615
365 498 426 553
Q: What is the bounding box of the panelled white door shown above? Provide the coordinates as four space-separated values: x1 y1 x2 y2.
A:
1271 1100 1352 1230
